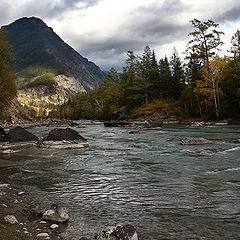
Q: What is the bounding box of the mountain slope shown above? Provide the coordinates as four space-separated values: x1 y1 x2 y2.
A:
3 16 105 90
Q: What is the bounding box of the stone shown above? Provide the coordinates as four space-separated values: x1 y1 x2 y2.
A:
80 237 91 240
38 128 89 149
0 183 10 188
42 128 87 142
42 204 69 223
144 120 163 128
50 224 59 229
95 224 138 240
40 221 47 224
18 191 25 195
0 126 6 142
36 232 49 238
181 137 214 145
4 215 19 224
104 121 130 127
3 126 38 143
190 122 205 127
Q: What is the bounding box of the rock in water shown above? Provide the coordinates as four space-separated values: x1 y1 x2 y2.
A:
43 128 87 141
3 126 38 143
4 215 19 224
144 120 163 128
95 224 138 240
42 204 69 223
181 137 213 145
38 128 89 149
0 127 6 142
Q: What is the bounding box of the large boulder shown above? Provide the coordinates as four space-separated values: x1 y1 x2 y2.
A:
181 137 213 145
3 126 38 143
42 204 69 223
94 224 138 240
38 128 89 149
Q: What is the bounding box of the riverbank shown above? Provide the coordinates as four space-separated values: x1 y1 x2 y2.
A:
0 164 65 240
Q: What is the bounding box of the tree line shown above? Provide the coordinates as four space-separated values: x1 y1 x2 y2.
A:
57 19 240 120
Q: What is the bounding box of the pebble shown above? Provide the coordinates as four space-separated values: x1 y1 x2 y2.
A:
14 199 19 203
18 191 25 195
36 232 49 238
2 203 8 207
4 215 19 224
23 227 28 231
24 231 29 234
0 184 10 188
19 223 24 226
40 221 47 224
50 224 59 229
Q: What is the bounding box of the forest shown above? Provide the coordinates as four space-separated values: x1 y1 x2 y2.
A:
57 19 240 121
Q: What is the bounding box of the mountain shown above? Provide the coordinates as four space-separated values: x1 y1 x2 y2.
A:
3 16 105 89
2 17 106 116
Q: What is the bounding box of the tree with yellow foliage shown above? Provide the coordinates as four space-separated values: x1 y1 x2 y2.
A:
0 28 16 119
194 56 227 118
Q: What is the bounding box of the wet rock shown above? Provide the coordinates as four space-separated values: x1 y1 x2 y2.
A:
3 126 38 143
104 121 130 127
36 232 49 238
190 122 205 127
231 139 240 143
95 224 138 240
38 128 89 149
0 126 6 142
4 215 19 224
144 120 163 128
42 204 69 223
181 137 214 145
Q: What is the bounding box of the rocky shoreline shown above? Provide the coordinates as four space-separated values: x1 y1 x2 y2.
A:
0 166 65 240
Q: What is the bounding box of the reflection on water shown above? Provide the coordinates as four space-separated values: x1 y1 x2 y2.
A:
1 122 240 239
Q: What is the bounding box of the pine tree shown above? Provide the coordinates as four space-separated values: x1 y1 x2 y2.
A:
170 47 185 99
0 28 16 119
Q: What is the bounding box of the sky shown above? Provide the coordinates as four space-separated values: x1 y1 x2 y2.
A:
0 0 240 71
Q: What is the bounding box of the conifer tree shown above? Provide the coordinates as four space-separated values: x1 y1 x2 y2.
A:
0 28 16 119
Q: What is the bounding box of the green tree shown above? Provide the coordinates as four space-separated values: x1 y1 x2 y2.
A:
0 28 16 119
159 56 172 99
186 19 224 66
229 30 240 58
170 47 185 99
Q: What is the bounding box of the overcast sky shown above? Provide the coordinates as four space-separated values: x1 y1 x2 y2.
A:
1 0 240 71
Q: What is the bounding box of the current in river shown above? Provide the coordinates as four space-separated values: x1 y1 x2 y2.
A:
1 122 240 240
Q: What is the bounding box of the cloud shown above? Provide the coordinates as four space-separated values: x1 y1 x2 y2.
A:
1 0 240 70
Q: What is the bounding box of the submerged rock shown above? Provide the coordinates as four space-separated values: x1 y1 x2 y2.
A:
95 224 138 240
38 128 89 149
42 204 69 223
181 137 213 145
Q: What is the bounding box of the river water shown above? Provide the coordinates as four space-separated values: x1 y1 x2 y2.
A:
1 122 240 240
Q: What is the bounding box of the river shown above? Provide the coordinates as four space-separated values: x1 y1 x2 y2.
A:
1 122 240 240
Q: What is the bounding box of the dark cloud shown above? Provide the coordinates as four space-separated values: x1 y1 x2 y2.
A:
215 4 240 23
21 0 100 19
